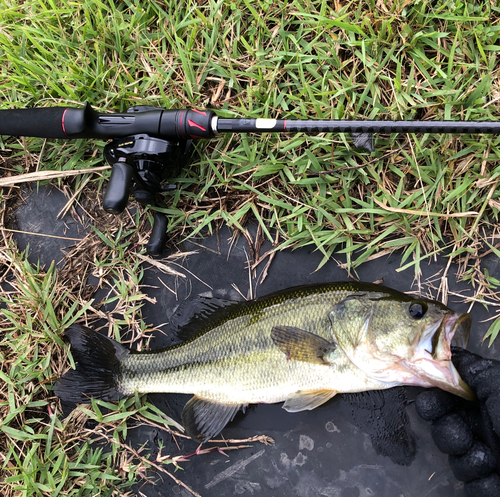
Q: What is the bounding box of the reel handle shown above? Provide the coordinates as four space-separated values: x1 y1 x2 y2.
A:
102 162 134 214
147 212 168 257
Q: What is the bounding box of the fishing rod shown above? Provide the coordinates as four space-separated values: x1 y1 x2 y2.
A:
1 103 499 255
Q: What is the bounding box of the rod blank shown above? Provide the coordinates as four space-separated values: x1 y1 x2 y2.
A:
215 117 500 135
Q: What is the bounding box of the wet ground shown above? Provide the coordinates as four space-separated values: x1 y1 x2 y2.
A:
11 184 500 497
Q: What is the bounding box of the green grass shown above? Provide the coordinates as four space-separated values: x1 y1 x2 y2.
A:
1 0 500 494
0 247 177 496
1 0 499 274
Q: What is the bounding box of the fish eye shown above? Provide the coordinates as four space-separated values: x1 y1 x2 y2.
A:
409 301 428 319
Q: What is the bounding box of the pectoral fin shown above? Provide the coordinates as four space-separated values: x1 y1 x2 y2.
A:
182 395 246 443
283 389 338 412
271 325 335 364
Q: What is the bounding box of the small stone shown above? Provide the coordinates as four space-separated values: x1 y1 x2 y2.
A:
292 452 307 467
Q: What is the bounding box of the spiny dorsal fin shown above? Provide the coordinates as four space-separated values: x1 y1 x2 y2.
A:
172 296 246 343
181 395 246 443
283 389 338 412
271 325 335 364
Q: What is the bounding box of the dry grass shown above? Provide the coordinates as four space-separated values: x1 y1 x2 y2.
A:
0 189 273 495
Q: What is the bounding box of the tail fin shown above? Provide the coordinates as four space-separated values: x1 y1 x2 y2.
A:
54 324 129 403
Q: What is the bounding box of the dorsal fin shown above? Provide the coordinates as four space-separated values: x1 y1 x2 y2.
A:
170 295 246 343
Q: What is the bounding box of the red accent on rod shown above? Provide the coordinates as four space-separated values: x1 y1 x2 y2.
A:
192 109 207 116
188 119 207 132
284 119 287 131
61 108 69 137
179 110 186 139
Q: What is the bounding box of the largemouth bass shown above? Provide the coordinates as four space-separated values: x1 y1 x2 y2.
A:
55 282 473 442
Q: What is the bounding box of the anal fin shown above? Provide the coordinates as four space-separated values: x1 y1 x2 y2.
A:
182 395 246 443
283 389 337 413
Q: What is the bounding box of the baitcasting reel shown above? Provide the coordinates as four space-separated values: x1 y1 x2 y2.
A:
102 106 193 257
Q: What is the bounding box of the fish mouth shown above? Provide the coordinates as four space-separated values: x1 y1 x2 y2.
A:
445 312 471 350
407 312 475 400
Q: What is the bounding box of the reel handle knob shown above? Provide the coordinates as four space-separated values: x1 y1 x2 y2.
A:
147 212 168 258
103 162 133 214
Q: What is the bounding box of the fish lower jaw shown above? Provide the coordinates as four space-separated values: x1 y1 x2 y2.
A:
344 351 418 386
401 358 475 400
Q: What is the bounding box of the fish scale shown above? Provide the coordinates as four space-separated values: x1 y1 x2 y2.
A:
115 284 422 402
55 281 473 442
118 290 347 404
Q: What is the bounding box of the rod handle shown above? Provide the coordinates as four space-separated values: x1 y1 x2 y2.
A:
0 107 79 138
